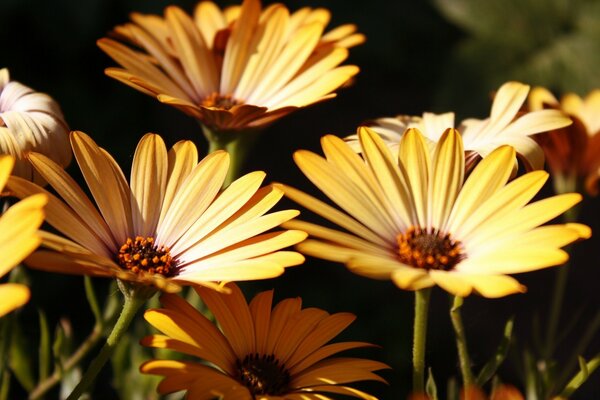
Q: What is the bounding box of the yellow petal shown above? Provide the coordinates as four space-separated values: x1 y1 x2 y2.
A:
0 283 30 317
428 128 464 228
157 150 229 246
398 128 431 227
70 131 132 244
130 133 167 236
276 183 387 246
444 145 515 234
28 152 116 250
160 140 198 221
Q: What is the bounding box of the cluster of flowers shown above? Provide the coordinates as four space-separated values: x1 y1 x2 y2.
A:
1 0 599 398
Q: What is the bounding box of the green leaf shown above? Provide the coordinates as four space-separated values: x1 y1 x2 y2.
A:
0 369 10 400
38 310 51 382
425 368 438 400
560 354 600 398
84 276 103 326
476 317 513 386
8 322 35 391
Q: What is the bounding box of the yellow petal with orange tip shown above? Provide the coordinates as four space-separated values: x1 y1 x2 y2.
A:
0 283 30 317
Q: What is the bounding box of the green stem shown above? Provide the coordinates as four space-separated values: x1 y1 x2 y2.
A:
544 202 580 359
450 296 474 387
28 324 103 400
413 288 432 393
65 283 152 400
202 124 259 187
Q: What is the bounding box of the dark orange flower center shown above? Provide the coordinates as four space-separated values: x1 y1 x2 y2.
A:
237 353 291 396
397 227 464 271
201 92 241 110
117 236 177 277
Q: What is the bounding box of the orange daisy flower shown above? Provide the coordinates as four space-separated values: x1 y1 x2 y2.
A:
6 131 306 292
528 87 600 195
141 283 388 399
98 0 363 133
280 127 589 297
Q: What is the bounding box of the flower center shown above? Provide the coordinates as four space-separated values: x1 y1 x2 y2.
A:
397 227 464 271
201 93 241 110
117 236 177 276
237 353 291 396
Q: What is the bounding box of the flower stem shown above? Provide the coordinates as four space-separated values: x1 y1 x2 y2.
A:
544 197 580 359
28 324 103 400
65 283 152 400
202 124 259 187
450 296 474 387
412 288 432 393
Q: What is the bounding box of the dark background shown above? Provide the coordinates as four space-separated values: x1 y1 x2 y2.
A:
1 0 599 398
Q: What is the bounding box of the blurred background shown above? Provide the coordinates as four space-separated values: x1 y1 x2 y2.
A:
1 0 599 398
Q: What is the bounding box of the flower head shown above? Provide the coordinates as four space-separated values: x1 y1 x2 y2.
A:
7 131 306 292
345 82 572 171
0 68 71 184
528 87 600 195
280 127 589 297
141 283 388 398
0 156 47 317
98 0 363 132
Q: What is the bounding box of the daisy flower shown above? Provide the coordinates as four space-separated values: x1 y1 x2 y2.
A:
6 131 306 293
141 283 388 399
528 87 600 195
98 0 363 133
345 81 572 171
280 127 589 297
0 68 71 184
0 155 47 317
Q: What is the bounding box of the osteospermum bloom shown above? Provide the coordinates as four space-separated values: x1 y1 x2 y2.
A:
345 82 572 171
0 68 71 184
528 87 600 195
280 127 590 297
6 131 306 292
141 283 388 398
98 0 363 132
0 156 47 317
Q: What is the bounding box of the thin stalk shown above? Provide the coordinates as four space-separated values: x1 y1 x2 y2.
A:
413 288 432 393
65 284 152 400
28 324 103 400
202 124 259 187
450 296 474 387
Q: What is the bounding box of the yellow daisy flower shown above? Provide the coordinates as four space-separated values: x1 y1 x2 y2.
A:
141 283 388 399
0 68 71 184
98 0 363 133
280 127 590 298
345 81 572 171
528 87 600 195
0 156 47 317
6 131 306 293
